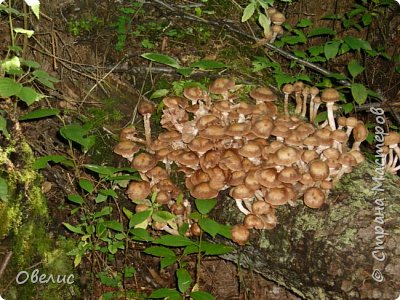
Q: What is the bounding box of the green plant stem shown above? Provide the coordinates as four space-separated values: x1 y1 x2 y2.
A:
195 232 203 286
7 0 15 58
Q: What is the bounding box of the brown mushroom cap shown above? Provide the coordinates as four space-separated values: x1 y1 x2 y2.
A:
113 141 140 159
273 146 301 166
138 100 155 115
231 224 250 246
266 187 290 206
321 88 340 103
146 166 169 181
252 200 273 215
238 141 262 158
190 182 219 199
353 123 368 142
331 130 348 144
119 127 137 141
229 184 254 200
249 87 277 103
243 214 265 229
199 125 227 139
188 137 214 154
219 150 243 171
175 151 199 168
126 181 151 202
196 114 220 130
278 167 301 184
226 122 251 138
183 86 204 102
209 77 235 94
301 150 319 163
303 187 325 208
271 12 286 25
384 131 400 146
155 190 171 205
349 150 365 164
251 117 273 138
132 152 157 173
346 117 358 128
309 159 330 181
163 96 188 109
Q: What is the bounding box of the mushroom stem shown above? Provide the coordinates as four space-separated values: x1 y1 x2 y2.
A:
161 224 180 236
326 103 336 130
309 96 315 122
313 102 321 121
143 114 152 149
295 93 302 115
235 199 251 215
284 94 290 117
301 91 308 117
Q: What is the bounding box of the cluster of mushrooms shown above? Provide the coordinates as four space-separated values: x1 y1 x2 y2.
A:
113 77 395 245
254 7 286 47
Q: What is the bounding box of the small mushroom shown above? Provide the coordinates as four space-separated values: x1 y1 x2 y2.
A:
303 187 325 209
231 224 250 246
113 141 140 161
138 100 156 149
321 88 340 130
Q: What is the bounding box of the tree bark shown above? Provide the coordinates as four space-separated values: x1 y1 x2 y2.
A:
211 162 400 300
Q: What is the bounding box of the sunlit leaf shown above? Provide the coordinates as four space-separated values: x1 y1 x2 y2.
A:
351 83 368 105
19 108 60 120
194 198 217 215
241 3 256 22
141 53 181 68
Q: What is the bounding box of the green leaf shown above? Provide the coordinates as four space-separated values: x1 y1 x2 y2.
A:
19 108 60 120
124 266 136 278
0 78 22 97
67 194 84 205
362 13 373 26
308 27 336 37
152 211 176 223
281 35 306 45
347 59 364 78
200 242 234 255
84 164 119 176
148 288 181 299
342 103 354 114
190 291 216 300
324 40 341 60
144 246 176 258
14 27 34 38
154 235 195 247
190 60 226 70
32 69 59 89
99 189 117 198
216 224 232 239
176 67 193 77
79 178 94 193
241 3 256 22
150 89 169 99
314 111 327 125
297 18 312 28
351 83 368 105
93 206 113 219
104 220 124 232
183 244 199 256
1 56 20 72
343 36 372 51
325 73 348 80
130 228 154 242
199 218 220 238
60 124 96 153
195 199 217 215
274 73 296 89
0 114 10 138
16 86 44 105
308 45 324 56
176 268 192 293
0 177 8 202
130 209 152 228
160 256 177 269
258 13 271 35
33 154 73 169
141 53 181 68
21 59 40 69
63 222 85 235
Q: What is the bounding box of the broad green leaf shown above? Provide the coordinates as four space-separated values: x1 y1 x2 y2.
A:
274 73 296 89
176 268 192 293
79 178 94 193
154 235 195 247
0 114 10 138
308 45 324 56
281 35 306 45
0 78 22 97
141 53 181 68
93 206 113 218
308 27 336 37
67 194 84 205
14 27 34 38
183 244 199 256
176 67 193 77
33 154 73 169
351 83 368 105
195 198 217 215
60 124 96 153
130 228 154 242
104 220 124 232
292 50 307 58
32 69 59 89
200 242 234 255
19 108 60 120
241 3 256 22
258 13 271 35
21 59 40 68
325 73 348 80
342 103 354 114
190 60 226 70
83 164 118 175
63 222 84 235
124 266 136 278
144 246 176 258
190 291 216 300
343 36 372 51
150 89 169 99
152 210 176 223
347 59 364 78
148 288 181 299
129 210 152 228
362 13 373 26
160 256 177 269
216 224 232 239
24 0 40 19
16 86 44 105
296 74 312 82
99 189 117 198
0 176 8 202
324 40 341 60
199 218 220 237
297 18 312 28
314 111 327 125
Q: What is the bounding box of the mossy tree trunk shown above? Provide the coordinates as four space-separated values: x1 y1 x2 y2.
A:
211 162 400 300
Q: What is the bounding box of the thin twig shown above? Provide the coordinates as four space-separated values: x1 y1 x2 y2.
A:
0 251 12 280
